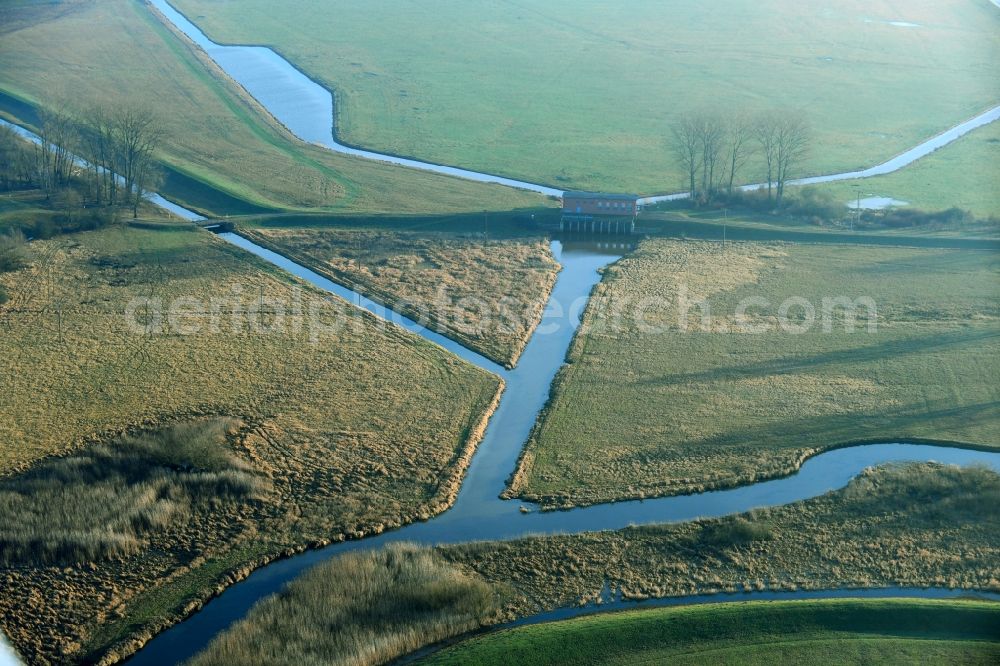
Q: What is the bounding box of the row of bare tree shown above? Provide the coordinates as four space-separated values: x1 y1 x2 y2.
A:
670 110 810 205
0 105 163 218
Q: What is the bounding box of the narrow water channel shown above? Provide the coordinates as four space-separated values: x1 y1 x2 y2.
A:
4 101 999 666
146 0 562 197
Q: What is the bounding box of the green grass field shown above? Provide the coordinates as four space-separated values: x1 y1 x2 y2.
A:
173 0 999 194
0 219 502 663
508 239 1000 508
421 599 1000 665
0 0 547 216
815 120 1000 219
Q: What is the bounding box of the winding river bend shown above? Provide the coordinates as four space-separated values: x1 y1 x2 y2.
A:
3 4 1000 665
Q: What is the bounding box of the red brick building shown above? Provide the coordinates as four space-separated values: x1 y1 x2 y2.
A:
561 191 639 233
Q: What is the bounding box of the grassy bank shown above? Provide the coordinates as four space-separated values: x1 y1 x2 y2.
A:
173 0 999 193
641 206 1000 244
0 0 547 216
190 463 1000 665
0 220 501 663
507 239 999 508
422 598 1000 665
239 220 559 366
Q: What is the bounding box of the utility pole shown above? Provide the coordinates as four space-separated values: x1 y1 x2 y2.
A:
721 208 727 250
483 210 489 241
854 187 861 231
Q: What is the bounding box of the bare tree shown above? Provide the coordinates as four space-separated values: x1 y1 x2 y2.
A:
753 115 779 202
34 108 77 196
0 125 22 190
79 105 119 206
754 112 810 204
670 114 701 198
772 114 810 203
111 107 163 218
673 108 810 206
724 113 755 194
695 113 726 201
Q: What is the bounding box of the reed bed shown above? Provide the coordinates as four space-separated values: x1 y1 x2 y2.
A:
0 418 264 566
190 544 499 666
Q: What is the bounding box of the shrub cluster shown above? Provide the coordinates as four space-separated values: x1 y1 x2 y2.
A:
27 204 118 239
867 206 978 229
697 516 774 549
0 231 28 306
0 418 266 565
678 188 994 231
703 187 843 224
0 231 28 273
841 462 1000 523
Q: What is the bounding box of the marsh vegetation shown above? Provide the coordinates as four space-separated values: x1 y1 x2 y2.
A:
0 418 265 566
1 1 997 664
191 544 499 666
241 223 559 366
192 464 1000 665
0 220 501 664
454 464 1000 612
508 239 1000 508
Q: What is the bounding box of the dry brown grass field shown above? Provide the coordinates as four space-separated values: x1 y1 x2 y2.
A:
507 239 1000 508
240 225 559 366
0 220 501 664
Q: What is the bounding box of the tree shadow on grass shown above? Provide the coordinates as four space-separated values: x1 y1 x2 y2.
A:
672 399 999 455
244 207 556 240
638 328 999 387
